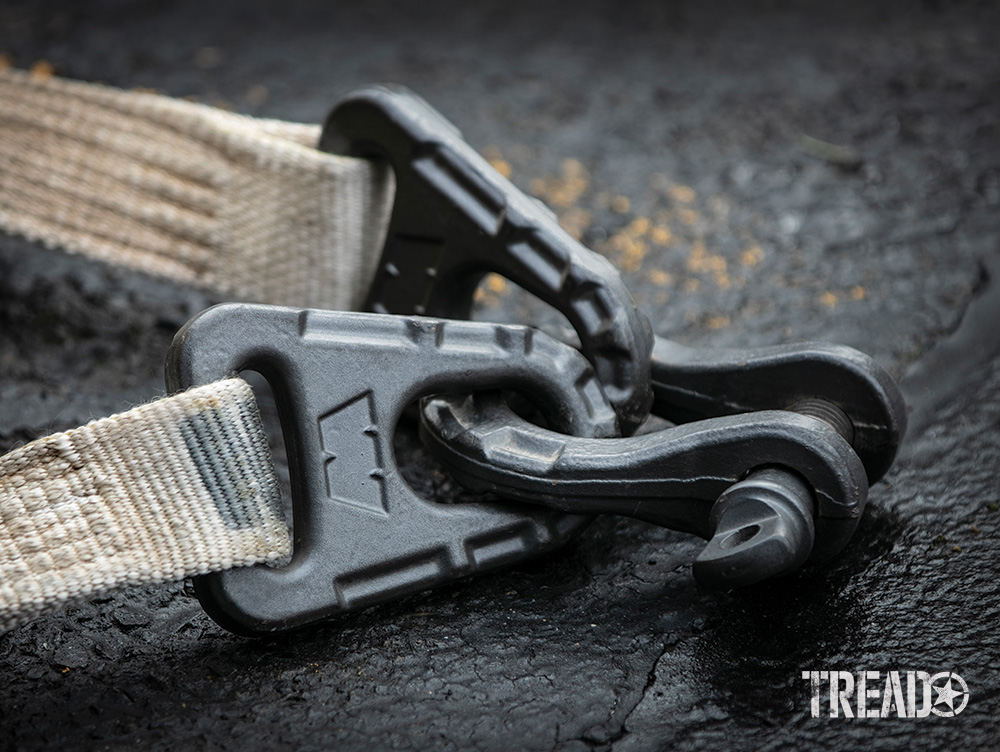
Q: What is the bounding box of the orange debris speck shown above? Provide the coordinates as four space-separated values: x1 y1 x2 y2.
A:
850 285 867 301
611 196 631 214
820 291 839 308
617 237 648 273
481 146 510 178
489 159 512 179
530 158 589 208
686 241 727 274
740 244 765 268
687 241 730 289
629 216 651 236
485 273 508 294
0 53 12 72
563 158 586 177
707 315 730 330
30 60 54 80
648 269 673 286
651 225 673 246
668 184 696 204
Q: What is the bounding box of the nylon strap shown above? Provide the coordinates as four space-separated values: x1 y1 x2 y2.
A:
0 69 395 630
0 67 392 310
0 378 289 631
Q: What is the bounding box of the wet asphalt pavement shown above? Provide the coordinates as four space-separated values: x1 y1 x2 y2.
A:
1 1 999 749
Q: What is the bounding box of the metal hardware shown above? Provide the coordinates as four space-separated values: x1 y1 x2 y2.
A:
419 339 906 590
166 303 617 635
320 85 654 434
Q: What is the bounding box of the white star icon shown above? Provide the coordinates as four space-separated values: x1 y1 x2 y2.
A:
930 672 970 717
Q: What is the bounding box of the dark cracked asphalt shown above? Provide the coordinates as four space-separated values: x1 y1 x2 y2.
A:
1 1 999 750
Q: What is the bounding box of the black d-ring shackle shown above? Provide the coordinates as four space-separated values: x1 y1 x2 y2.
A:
172 85 906 634
420 339 906 591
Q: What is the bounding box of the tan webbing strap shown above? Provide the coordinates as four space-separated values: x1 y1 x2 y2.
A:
0 70 406 630
0 378 290 631
0 68 393 310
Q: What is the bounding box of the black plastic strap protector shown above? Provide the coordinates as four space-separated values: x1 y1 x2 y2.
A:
320 85 654 435
166 303 617 635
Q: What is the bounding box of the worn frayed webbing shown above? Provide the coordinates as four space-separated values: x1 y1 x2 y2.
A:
0 68 394 310
0 378 290 631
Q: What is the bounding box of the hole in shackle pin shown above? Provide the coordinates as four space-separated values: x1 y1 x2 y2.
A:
694 467 816 591
719 524 762 550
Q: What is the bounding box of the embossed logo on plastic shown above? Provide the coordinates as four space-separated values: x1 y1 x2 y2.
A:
318 391 388 514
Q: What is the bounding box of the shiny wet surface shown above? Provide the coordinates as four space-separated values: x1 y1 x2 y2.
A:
1 1 998 749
